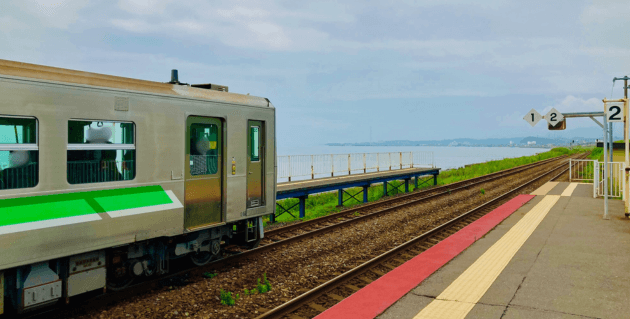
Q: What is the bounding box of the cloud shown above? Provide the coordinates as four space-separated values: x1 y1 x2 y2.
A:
541 95 602 114
16 0 90 29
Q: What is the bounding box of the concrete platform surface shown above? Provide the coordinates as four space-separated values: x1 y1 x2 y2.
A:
378 182 630 319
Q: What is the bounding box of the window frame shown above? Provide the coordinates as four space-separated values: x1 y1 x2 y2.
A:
189 122 219 176
250 125 260 162
0 114 39 190
66 119 136 184
0 115 38 151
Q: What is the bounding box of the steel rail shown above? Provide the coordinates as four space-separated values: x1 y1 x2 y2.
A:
236 155 574 260
265 154 569 239
254 155 582 319
24 154 577 319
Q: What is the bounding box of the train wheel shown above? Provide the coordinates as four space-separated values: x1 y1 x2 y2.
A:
106 275 135 291
190 252 213 266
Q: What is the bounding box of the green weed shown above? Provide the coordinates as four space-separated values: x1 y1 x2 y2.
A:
480 188 485 195
220 289 239 306
203 272 218 279
257 273 272 293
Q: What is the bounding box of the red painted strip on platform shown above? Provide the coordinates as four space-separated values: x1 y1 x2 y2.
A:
314 194 535 319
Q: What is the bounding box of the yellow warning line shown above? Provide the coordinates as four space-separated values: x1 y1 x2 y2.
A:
413 195 560 319
530 181 558 195
561 183 579 196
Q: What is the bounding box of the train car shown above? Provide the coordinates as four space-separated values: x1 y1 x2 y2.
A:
0 59 276 314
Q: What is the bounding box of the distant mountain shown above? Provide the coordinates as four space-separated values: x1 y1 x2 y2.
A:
327 136 601 147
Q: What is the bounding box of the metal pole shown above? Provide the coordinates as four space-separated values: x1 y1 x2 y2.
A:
363 153 366 173
626 98 630 216
331 154 334 177
604 114 609 219
609 122 614 162
594 160 598 198
348 154 351 176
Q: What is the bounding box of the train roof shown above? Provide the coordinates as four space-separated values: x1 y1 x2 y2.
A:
0 59 271 108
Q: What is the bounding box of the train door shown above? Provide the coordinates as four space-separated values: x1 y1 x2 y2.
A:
185 116 223 230
247 120 264 208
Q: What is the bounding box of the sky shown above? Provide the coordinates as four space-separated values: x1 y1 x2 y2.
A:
1 0 629 147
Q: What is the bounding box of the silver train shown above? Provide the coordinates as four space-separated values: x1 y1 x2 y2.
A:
0 59 276 314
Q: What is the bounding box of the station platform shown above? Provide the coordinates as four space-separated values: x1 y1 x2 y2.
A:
274 167 439 221
316 182 630 319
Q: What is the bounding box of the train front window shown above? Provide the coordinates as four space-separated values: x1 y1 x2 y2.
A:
0 116 38 190
189 123 218 176
67 120 136 184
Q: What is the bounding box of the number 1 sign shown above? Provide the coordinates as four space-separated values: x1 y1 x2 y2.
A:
523 109 542 127
606 102 624 123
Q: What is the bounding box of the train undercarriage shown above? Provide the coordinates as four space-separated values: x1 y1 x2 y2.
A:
0 216 263 315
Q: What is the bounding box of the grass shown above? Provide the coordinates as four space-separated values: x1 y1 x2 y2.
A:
266 147 591 226
590 147 627 162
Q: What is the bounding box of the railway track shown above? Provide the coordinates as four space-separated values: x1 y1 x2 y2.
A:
263 154 571 243
32 153 583 319
254 154 586 319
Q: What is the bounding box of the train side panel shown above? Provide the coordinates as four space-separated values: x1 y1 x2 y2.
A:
0 75 275 271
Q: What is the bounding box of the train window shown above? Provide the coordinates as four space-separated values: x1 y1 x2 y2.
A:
0 116 38 190
250 126 259 162
190 123 218 175
67 120 135 184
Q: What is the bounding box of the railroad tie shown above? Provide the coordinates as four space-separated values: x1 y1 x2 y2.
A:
327 293 345 301
345 284 361 292
308 303 328 312
371 269 386 276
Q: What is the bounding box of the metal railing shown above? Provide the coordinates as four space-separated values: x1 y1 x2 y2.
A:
569 159 595 183
67 160 135 184
595 161 625 199
0 163 38 189
277 151 434 182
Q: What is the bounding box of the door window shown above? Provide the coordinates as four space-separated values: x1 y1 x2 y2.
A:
190 123 218 175
250 126 260 162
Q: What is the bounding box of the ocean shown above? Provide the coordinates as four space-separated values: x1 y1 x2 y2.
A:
277 145 550 171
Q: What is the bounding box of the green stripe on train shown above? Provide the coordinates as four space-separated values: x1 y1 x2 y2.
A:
0 185 173 227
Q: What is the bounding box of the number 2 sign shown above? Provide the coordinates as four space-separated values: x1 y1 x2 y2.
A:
606 103 624 122
545 108 564 127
